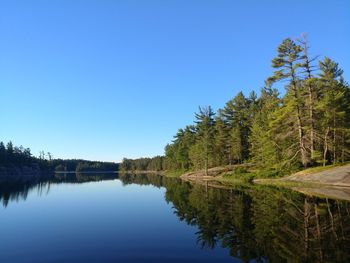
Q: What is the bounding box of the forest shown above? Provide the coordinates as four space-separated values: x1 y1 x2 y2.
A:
119 156 164 172
0 140 118 182
4 36 350 179
0 141 37 169
54 159 118 172
160 36 350 177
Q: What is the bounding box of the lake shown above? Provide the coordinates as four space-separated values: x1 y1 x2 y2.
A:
1 173 350 262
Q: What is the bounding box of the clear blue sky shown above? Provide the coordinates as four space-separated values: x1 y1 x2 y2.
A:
0 0 349 162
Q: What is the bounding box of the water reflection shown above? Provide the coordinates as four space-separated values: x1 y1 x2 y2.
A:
0 172 117 207
1 172 350 262
119 173 350 262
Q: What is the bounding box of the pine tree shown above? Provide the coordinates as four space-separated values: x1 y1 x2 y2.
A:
6 141 14 162
0 142 6 165
298 34 318 162
164 125 196 171
267 38 309 167
219 92 251 164
317 57 348 165
213 117 229 166
193 106 215 176
163 36 350 175
249 87 280 170
229 126 243 164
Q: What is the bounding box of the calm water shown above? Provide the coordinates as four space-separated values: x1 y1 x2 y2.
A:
1 173 350 263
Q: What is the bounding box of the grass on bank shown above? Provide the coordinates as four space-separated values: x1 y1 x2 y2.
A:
163 169 187 178
218 166 282 184
221 167 255 183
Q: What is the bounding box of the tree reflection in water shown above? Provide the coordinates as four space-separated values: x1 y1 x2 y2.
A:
1 172 349 262
119 173 350 263
0 172 117 207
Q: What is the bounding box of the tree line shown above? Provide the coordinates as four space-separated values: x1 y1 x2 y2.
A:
0 140 119 181
54 159 118 172
164 36 350 176
119 156 164 172
0 141 37 168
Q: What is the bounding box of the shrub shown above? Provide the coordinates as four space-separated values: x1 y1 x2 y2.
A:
242 173 255 183
234 167 248 174
255 170 280 178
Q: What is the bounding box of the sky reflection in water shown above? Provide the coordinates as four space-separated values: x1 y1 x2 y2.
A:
1 173 350 262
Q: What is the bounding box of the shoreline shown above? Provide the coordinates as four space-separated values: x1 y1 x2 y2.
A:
177 163 350 200
179 163 350 187
118 170 164 175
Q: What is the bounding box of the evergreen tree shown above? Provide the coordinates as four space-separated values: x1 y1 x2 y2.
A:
267 38 309 167
163 36 350 175
249 87 280 170
191 106 215 175
298 34 318 162
219 92 251 164
213 117 230 166
164 125 196 171
6 141 14 162
0 142 6 164
317 57 349 165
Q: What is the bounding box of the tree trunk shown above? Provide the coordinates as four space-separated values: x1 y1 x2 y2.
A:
205 157 208 176
291 76 308 167
326 198 338 240
304 198 310 256
341 129 345 163
297 109 308 167
228 151 232 166
314 203 323 263
302 37 315 161
308 84 315 161
333 111 337 164
323 127 330 166
336 201 345 241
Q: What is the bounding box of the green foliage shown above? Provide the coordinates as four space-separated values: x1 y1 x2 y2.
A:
0 140 37 168
315 57 350 165
192 106 216 175
55 164 66 171
212 117 229 166
222 167 255 184
233 166 248 174
163 36 350 176
249 87 281 171
75 161 118 172
219 91 253 163
254 170 281 178
51 159 118 172
0 140 119 178
120 156 164 171
164 125 196 171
